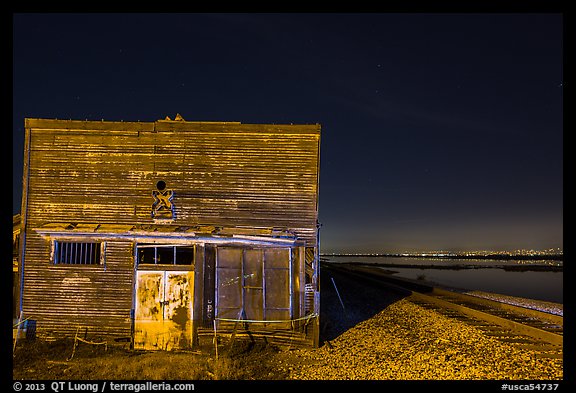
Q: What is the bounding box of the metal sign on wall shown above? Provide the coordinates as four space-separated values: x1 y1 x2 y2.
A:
151 180 174 220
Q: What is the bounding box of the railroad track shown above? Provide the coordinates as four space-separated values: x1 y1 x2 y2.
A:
324 263 563 359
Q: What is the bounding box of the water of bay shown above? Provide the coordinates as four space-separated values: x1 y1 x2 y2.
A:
324 256 563 303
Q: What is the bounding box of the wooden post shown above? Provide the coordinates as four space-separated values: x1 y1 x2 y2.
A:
213 319 218 361
13 311 23 355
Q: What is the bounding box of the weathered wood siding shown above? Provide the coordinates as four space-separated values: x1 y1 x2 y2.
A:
23 119 320 242
19 118 320 340
20 238 134 339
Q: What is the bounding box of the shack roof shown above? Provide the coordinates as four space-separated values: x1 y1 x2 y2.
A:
24 118 321 135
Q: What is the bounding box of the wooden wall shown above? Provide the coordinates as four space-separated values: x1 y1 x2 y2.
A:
22 119 320 242
20 238 134 339
18 118 321 340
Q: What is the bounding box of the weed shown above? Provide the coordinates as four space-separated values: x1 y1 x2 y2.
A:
13 338 289 380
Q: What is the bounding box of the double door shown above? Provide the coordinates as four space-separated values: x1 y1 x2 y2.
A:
133 270 194 350
215 247 292 324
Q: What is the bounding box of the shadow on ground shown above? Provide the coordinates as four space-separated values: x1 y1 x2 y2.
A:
319 263 408 343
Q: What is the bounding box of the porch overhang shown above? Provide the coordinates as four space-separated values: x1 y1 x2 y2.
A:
34 222 304 247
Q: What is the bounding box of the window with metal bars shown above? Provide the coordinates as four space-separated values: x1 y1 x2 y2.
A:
54 241 102 265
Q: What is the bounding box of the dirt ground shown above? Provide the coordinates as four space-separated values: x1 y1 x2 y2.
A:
12 338 294 380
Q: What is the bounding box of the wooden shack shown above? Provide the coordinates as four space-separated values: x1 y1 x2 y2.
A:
17 117 321 349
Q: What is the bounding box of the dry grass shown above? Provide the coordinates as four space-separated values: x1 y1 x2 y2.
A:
12 338 289 380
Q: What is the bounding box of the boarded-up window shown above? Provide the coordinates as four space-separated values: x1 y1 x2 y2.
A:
216 247 291 322
264 248 290 320
216 248 243 320
243 249 263 321
53 241 102 265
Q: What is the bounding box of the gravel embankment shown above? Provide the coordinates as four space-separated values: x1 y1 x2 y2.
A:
275 267 563 380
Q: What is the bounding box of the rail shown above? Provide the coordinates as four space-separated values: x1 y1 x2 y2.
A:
324 263 563 348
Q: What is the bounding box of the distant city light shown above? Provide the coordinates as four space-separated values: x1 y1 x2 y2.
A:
322 248 563 258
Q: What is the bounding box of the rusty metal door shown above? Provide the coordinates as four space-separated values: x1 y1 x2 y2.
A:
134 270 194 350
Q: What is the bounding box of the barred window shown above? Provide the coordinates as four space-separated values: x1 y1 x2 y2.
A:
54 241 102 265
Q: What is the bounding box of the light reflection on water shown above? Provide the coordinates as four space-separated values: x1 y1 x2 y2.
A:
326 256 563 303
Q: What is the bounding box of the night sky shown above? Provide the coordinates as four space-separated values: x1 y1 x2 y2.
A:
12 13 563 253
